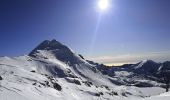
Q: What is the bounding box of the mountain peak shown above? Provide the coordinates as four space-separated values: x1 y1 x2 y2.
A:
29 39 71 56
29 39 71 55
32 39 68 51
142 60 155 63
29 39 84 65
132 59 160 75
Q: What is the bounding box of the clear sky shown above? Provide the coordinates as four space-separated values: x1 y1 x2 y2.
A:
0 0 170 65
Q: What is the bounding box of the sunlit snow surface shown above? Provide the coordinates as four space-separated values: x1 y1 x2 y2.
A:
0 55 168 100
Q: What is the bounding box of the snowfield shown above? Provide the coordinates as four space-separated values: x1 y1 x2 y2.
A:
0 39 169 100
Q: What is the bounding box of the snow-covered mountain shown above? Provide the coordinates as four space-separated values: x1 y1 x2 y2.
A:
91 59 170 87
0 39 170 100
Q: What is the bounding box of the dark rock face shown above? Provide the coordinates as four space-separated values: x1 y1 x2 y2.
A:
83 81 93 87
78 54 84 59
30 70 36 73
0 76 2 80
113 92 118 95
53 83 62 91
65 78 81 85
95 92 103 97
134 82 154 87
73 79 81 85
95 93 101 97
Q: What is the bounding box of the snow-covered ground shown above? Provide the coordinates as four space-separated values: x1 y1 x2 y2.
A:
0 56 167 100
0 40 169 100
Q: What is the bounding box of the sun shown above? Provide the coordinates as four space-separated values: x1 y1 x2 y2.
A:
98 0 109 10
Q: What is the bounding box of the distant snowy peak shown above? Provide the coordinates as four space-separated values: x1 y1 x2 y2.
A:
132 60 159 72
134 60 158 69
29 39 84 65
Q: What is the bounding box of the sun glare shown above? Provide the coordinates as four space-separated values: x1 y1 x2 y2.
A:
98 0 109 10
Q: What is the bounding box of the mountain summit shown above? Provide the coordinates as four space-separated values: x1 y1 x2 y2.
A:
29 39 70 52
29 39 83 65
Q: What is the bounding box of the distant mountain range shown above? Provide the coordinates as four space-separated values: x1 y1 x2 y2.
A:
0 39 170 100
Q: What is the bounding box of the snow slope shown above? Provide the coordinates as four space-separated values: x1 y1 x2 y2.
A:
0 39 169 100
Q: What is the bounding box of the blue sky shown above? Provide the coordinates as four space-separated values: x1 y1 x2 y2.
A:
0 0 170 65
